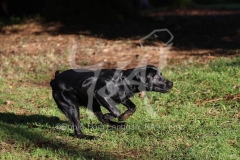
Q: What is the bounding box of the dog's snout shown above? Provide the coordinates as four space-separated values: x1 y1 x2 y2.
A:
167 81 173 88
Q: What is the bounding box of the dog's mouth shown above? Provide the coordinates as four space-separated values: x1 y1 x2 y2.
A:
153 87 170 93
161 90 169 93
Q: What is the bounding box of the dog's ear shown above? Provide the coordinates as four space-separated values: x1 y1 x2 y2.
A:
112 71 123 83
82 77 94 87
146 65 158 78
145 65 158 88
137 65 157 80
129 67 149 83
136 67 156 83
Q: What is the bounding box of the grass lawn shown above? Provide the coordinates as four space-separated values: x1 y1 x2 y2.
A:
0 50 239 159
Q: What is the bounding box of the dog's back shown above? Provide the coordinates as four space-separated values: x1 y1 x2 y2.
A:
50 69 94 89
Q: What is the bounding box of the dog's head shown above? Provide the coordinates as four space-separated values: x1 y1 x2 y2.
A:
124 65 173 93
144 65 173 93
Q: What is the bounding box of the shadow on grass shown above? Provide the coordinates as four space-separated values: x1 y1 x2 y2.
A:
0 112 62 125
0 112 114 159
227 58 240 66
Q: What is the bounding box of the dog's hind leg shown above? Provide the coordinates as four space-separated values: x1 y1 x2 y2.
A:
118 99 136 121
52 90 94 139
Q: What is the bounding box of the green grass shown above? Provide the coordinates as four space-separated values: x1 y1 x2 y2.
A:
0 54 240 159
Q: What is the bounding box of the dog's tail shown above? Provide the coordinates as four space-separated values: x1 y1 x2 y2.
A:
55 70 60 77
50 70 60 87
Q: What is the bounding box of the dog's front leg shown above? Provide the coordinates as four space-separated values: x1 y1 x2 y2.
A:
93 106 114 124
94 93 126 127
118 99 136 121
94 111 126 127
95 93 121 118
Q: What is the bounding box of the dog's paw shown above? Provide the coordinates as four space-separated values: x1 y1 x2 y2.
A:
118 112 133 121
103 113 115 120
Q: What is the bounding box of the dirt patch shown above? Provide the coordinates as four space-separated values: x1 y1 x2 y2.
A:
1 9 240 69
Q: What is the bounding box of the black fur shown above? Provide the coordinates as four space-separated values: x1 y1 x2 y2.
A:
50 65 173 139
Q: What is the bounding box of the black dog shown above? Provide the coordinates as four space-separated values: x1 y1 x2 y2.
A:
50 65 173 139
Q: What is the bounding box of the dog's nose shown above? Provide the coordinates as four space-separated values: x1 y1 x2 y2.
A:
167 81 173 88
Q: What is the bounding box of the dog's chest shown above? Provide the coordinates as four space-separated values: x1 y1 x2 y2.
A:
113 83 133 102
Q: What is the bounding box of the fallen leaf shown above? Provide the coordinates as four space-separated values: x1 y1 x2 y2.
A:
226 95 234 100
185 143 191 148
233 84 239 89
139 91 146 98
202 89 211 95
5 100 13 105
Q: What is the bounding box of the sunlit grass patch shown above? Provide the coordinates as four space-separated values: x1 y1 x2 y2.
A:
0 56 240 159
